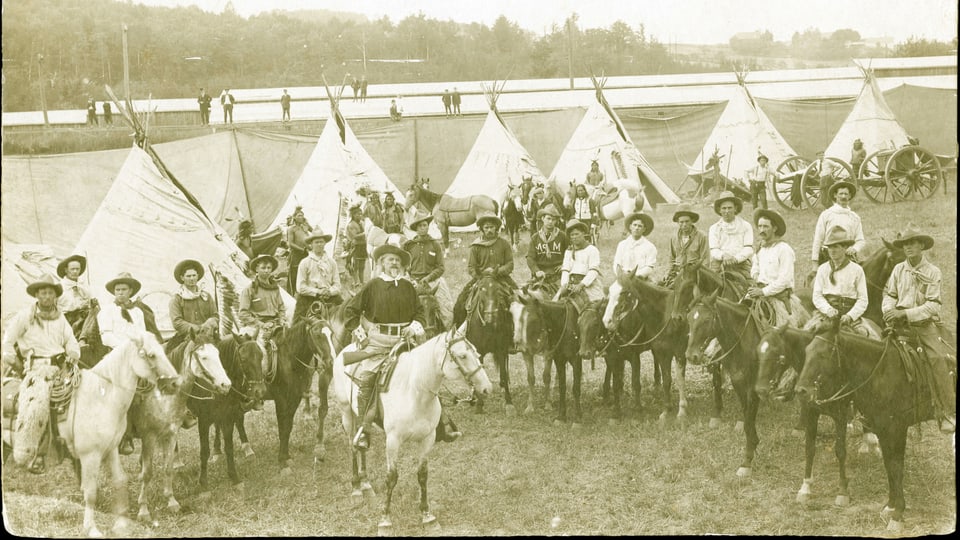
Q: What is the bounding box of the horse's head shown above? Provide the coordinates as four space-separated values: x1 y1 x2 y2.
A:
795 322 841 405
12 364 59 472
185 329 231 395
306 319 336 375
670 263 702 322
404 182 421 210
443 326 492 396
473 276 504 327
419 293 444 337
510 297 544 355
578 299 608 359
685 290 720 365
129 332 181 394
754 324 791 400
604 275 640 332
234 336 266 411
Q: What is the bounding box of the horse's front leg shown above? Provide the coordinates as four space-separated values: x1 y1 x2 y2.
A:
797 404 819 503
737 387 761 478
237 411 254 458
160 431 182 515
657 350 674 423
314 372 331 462
105 448 132 536
542 352 553 410
832 408 850 507
224 420 241 487
210 423 223 463
379 436 401 535
571 357 583 428
553 356 567 424
610 356 624 422
709 364 724 429
876 422 908 531
416 434 438 527
136 435 154 522
499 352 515 415
522 351 537 415
274 397 296 474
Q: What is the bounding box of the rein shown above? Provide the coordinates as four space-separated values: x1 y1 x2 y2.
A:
696 301 752 367
812 333 891 406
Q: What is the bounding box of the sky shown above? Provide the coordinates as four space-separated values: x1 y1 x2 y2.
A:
131 0 959 44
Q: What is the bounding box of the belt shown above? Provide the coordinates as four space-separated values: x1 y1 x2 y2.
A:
376 324 406 337
824 294 857 315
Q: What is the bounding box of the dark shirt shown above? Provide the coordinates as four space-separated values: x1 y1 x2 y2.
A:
345 277 425 325
442 93 452 105
281 94 291 108
381 205 404 234
526 228 569 274
468 237 514 279
404 236 445 281
198 93 212 110
452 91 461 105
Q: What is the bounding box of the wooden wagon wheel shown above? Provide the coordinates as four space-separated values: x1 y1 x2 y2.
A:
772 155 810 211
803 157 854 208
858 150 896 203
885 146 942 201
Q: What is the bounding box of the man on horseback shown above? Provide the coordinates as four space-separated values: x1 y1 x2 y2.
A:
453 211 519 323
56 255 97 351
168 259 218 351
524 204 568 299
804 226 879 339
294 227 343 321
881 227 956 434
239 254 286 378
708 191 754 281
555 219 604 309
810 181 865 281
745 209 807 328
2 273 81 473
345 244 460 449
98 272 163 454
603 212 656 328
661 205 710 288
404 209 452 330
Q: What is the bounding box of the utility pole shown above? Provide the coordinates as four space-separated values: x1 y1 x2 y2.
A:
122 23 131 101
566 19 573 89
361 31 367 74
37 54 49 127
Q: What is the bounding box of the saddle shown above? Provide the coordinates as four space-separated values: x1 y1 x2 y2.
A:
437 194 478 215
887 329 939 419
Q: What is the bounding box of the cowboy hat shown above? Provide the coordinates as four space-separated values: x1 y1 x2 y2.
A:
753 208 787 237
249 254 279 272
537 204 562 220
821 225 855 248
27 273 63 298
406 208 434 229
475 211 502 230
56 254 87 278
624 212 654 235
304 227 333 244
757 154 769 163
174 259 205 284
672 204 700 224
372 244 411 267
827 180 857 200
105 272 142 296
713 191 743 215
565 219 590 235
892 226 934 250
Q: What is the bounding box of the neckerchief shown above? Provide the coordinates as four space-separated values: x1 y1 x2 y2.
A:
60 277 87 296
379 271 406 286
828 256 850 285
32 303 62 324
471 236 501 247
178 285 209 301
114 297 136 323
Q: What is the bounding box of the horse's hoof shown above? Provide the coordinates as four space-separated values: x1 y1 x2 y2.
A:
658 411 668 423
377 523 393 537
735 466 751 478
523 405 535 416
708 417 721 429
241 443 255 458
198 491 212 501
208 453 221 464
677 408 687 419
421 511 437 525
361 483 376 497
796 491 809 504
313 445 326 462
571 422 583 431
791 429 804 438
887 519 903 532
880 505 895 519
505 404 517 417
234 481 245 493
834 495 849 507
173 460 186 470
167 499 181 514
112 517 132 535
86 526 104 538
734 421 745 434
137 508 152 522
350 490 364 506
280 467 293 477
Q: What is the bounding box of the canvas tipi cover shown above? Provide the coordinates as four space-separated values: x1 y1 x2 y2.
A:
444 83 547 204
267 107 406 255
689 75 796 192
825 66 911 160
549 82 680 206
72 145 280 337
1 244 60 327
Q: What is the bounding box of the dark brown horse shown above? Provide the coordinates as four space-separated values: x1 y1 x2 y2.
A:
454 275 514 414
404 179 499 251
577 297 643 422
192 335 265 497
796 324 946 532
512 296 583 425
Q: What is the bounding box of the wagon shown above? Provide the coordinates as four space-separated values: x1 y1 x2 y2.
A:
771 155 853 211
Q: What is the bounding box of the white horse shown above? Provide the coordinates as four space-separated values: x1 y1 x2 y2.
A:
13 331 180 537
331 326 492 534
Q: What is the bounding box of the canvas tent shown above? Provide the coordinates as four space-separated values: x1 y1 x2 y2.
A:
267 84 407 255
549 76 680 207
686 70 797 193
824 64 912 161
1 244 61 328
71 144 289 337
443 81 548 205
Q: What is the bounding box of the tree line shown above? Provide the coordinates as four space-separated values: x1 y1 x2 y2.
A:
2 0 954 113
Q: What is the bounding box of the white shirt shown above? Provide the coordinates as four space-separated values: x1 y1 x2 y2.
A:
751 241 796 296
613 236 657 278
58 277 93 313
560 244 604 302
98 302 147 349
1 305 80 361
747 164 774 184
811 204 866 260
709 216 754 263
812 260 869 320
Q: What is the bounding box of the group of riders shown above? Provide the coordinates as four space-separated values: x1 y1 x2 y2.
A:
3 159 955 473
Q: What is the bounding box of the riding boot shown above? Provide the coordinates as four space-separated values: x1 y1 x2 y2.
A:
435 408 462 443
352 372 378 449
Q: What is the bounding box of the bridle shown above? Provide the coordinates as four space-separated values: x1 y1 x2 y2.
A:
688 298 751 367
810 331 890 406
227 340 266 408
442 331 484 385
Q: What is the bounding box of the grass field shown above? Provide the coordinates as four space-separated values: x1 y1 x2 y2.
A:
2 190 956 537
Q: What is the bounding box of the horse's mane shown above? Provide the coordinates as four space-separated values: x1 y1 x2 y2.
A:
410 182 441 210
91 336 150 377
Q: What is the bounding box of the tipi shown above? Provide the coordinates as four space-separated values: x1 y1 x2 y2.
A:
825 63 911 161
267 78 407 256
549 75 680 213
443 80 547 205
687 69 796 195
